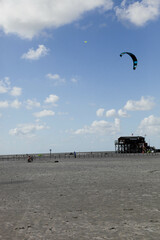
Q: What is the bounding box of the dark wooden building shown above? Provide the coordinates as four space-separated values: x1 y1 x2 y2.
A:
115 136 148 153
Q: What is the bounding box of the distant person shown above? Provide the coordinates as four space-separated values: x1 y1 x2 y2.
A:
28 155 33 162
74 151 76 158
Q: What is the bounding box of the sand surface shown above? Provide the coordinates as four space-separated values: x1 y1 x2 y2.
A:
0 155 160 240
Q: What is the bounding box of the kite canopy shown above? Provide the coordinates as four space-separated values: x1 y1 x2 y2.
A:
120 52 138 70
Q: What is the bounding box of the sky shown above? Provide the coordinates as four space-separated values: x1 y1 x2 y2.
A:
0 0 160 154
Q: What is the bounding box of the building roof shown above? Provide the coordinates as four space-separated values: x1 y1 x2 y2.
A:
118 136 144 140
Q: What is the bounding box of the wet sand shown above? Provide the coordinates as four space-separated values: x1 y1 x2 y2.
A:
0 155 160 240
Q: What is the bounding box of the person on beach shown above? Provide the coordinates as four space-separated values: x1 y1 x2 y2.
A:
28 155 33 162
74 151 76 158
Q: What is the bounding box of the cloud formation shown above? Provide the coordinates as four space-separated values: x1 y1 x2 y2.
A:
124 96 155 111
71 78 78 83
0 77 23 98
10 87 22 96
0 77 10 93
10 100 22 109
0 0 159 40
118 109 129 118
74 118 120 135
22 45 49 60
9 123 47 137
33 109 55 118
106 109 116 117
46 73 66 85
115 0 160 26
0 0 113 39
96 108 105 117
0 101 9 108
25 99 41 109
137 115 160 136
44 94 59 106
0 100 22 109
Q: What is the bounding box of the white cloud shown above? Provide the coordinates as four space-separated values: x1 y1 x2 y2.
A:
106 109 116 117
25 99 41 109
47 73 60 80
44 94 59 106
0 78 23 99
0 86 8 94
10 87 22 96
22 45 49 60
118 109 129 117
33 109 55 118
74 118 120 135
121 0 127 8
124 96 155 111
0 77 10 93
71 77 78 83
0 101 9 108
137 115 160 136
0 0 113 39
0 100 22 108
75 22 93 30
3 77 10 85
115 0 160 27
96 108 105 117
9 123 47 137
10 99 22 109
46 73 66 85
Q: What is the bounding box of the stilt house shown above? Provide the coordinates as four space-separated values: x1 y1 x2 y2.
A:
115 136 148 153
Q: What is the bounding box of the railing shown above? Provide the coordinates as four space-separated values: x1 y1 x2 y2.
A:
0 151 158 162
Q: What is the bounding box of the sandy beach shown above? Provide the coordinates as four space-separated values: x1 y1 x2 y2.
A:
0 154 160 240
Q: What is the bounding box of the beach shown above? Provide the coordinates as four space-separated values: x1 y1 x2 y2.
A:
0 154 160 240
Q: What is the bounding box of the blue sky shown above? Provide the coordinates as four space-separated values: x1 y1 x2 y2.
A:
0 0 160 154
